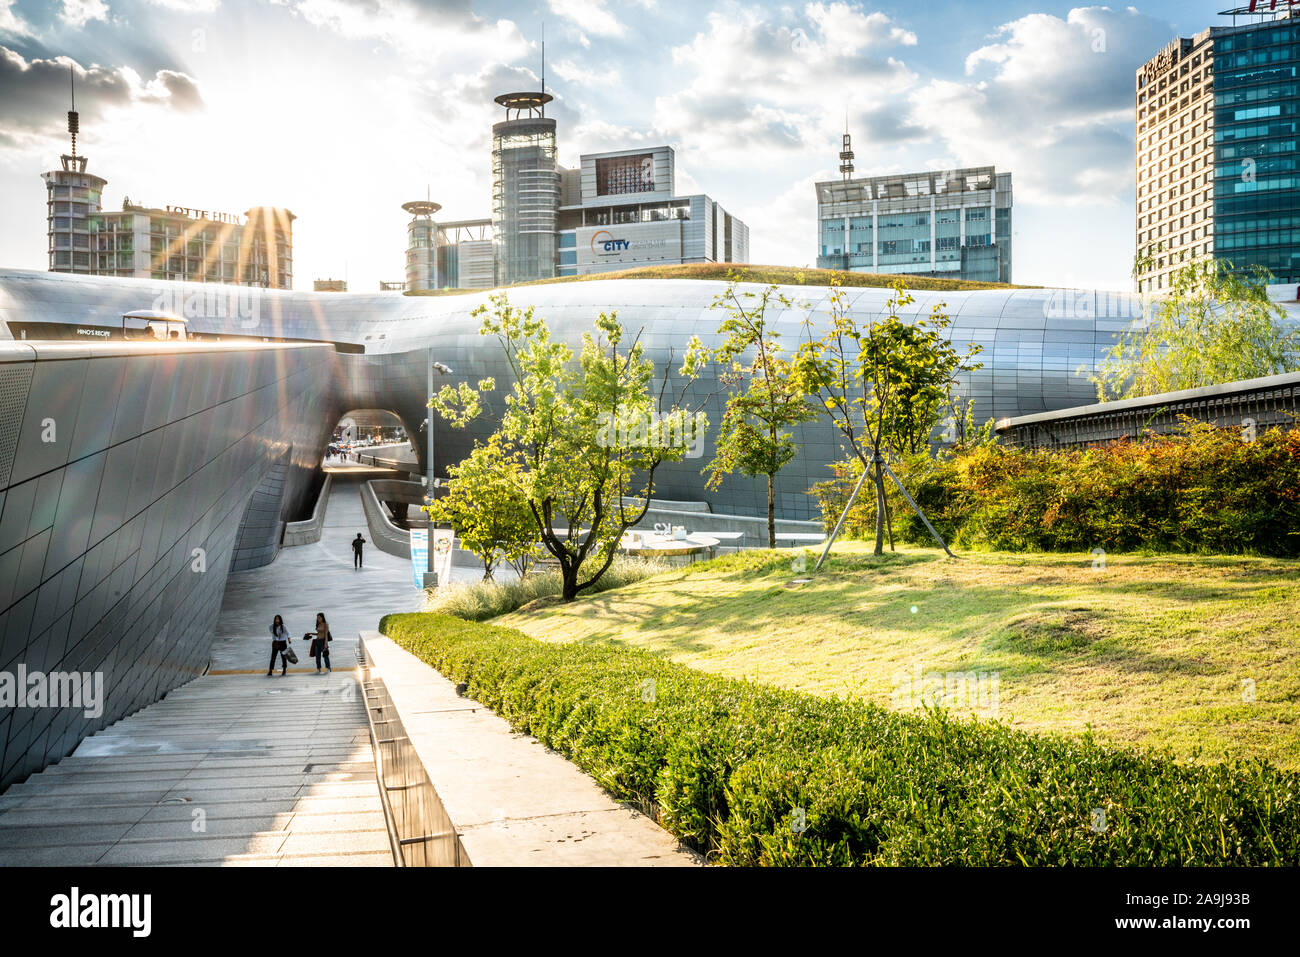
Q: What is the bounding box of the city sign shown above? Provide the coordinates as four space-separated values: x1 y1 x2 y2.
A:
591 230 629 254
589 229 671 256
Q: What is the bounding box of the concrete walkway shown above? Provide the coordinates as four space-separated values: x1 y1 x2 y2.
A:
363 632 702 866
0 472 417 865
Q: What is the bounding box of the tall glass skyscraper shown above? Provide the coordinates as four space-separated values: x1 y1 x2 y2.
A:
491 92 559 286
1214 12 1300 284
1136 7 1300 292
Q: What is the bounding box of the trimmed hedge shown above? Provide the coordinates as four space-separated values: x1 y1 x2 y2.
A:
814 425 1300 557
379 611 1300 866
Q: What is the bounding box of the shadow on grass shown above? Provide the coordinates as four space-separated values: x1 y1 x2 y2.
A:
517 552 1295 683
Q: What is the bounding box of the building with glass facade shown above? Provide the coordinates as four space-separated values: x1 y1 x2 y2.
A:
555 146 749 276
1136 7 1300 293
41 108 294 288
401 201 495 291
815 167 1012 283
491 92 560 286
402 199 440 291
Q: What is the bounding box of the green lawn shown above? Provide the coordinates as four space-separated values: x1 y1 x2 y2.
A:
498 543 1300 769
405 262 1032 296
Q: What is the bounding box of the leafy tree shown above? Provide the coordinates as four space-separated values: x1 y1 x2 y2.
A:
432 293 708 601
704 282 818 548
938 394 995 453
796 278 982 556
1094 257 1299 400
425 436 537 581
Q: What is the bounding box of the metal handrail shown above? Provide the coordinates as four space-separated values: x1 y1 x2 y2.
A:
358 650 467 866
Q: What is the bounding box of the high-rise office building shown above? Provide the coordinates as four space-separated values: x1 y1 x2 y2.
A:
1135 4 1300 293
436 219 495 289
401 199 494 291
816 163 1013 283
556 146 749 276
491 91 560 285
40 78 107 277
42 79 294 288
425 81 750 289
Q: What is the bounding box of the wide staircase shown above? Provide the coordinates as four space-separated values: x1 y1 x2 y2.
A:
0 670 393 866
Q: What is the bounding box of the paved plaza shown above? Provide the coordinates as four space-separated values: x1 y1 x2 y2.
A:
0 471 431 866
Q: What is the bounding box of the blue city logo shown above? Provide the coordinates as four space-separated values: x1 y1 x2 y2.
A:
590 230 630 255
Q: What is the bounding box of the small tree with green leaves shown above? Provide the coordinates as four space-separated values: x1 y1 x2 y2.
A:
796 278 983 556
1095 256 1299 400
425 436 537 581
432 293 709 601
704 282 818 548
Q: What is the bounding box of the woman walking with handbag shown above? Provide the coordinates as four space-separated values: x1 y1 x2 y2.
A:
313 612 332 674
268 614 292 677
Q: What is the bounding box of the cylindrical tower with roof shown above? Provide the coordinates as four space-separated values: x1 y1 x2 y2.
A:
491 91 558 286
402 199 442 291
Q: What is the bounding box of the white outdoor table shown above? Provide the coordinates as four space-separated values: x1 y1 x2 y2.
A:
621 533 721 563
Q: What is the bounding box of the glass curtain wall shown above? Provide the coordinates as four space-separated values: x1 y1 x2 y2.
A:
492 119 559 285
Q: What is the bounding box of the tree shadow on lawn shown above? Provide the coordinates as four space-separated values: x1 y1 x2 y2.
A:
535 567 1281 682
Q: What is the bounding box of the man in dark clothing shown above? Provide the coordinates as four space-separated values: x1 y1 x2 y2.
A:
352 532 367 568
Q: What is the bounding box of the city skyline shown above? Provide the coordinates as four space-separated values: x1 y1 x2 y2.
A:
0 0 1258 291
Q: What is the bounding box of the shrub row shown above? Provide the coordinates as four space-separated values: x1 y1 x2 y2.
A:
815 425 1300 557
379 611 1300 866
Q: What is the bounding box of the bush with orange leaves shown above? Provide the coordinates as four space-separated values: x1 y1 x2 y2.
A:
813 422 1300 557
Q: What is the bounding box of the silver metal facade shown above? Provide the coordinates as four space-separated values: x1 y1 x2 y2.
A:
0 338 334 787
0 268 1186 523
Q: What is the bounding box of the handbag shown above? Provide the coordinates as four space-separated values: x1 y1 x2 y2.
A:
284 645 299 665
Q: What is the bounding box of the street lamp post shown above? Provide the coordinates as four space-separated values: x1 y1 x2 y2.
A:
424 356 453 588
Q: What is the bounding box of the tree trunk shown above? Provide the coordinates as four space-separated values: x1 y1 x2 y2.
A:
561 564 579 602
872 456 887 556
767 473 776 549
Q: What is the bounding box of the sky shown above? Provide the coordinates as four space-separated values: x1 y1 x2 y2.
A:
0 0 1250 292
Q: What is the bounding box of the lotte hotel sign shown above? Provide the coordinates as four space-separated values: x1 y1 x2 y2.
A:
165 205 244 225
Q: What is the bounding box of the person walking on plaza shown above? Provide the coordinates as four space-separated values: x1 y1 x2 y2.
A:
352 532 366 569
312 611 332 673
268 614 292 677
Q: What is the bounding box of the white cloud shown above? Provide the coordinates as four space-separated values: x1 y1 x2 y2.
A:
60 0 109 28
0 0 34 38
550 57 613 88
281 0 528 70
805 2 917 54
546 0 625 39
654 2 916 159
903 6 1173 206
144 0 222 11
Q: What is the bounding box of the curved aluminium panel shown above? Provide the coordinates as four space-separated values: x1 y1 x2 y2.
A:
0 339 333 787
0 268 1169 521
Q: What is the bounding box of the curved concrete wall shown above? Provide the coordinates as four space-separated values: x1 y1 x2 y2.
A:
0 339 333 787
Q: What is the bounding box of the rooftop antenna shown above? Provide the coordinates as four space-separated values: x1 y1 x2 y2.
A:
839 114 854 182
62 63 87 173
541 22 545 96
